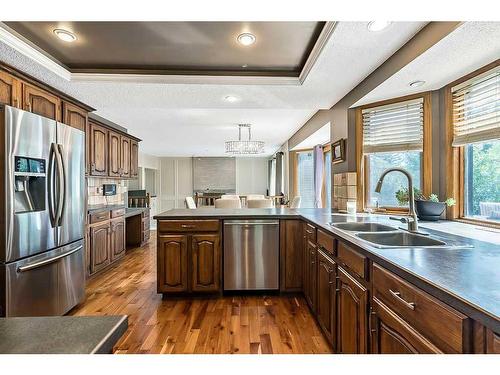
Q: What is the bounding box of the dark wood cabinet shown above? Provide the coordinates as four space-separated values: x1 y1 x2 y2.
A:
23 83 61 120
486 330 500 354
280 220 303 292
191 234 220 292
337 266 368 354
157 235 189 293
110 218 126 262
62 101 87 131
370 297 442 354
317 250 336 346
130 139 139 178
0 71 22 108
108 130 121 177
89 121 108 176
121 136 131 178
304 240 317 311
89 222 110 275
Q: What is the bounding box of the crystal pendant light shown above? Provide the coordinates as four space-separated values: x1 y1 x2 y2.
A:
225 124 265 155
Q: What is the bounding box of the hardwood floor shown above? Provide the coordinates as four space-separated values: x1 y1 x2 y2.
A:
70 231 332 354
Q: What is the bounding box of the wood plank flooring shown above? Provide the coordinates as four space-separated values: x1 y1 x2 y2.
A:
70 231 332 354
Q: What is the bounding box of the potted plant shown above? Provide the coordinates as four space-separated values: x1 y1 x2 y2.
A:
395 187 456 221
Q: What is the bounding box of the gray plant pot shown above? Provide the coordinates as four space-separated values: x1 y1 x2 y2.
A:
414 199 446 221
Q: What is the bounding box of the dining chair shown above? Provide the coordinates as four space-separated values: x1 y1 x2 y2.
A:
247 199 273 208
185 196 197 209
215 198 242 209
289 196 301 209
220 194 240 200
246 194 265 200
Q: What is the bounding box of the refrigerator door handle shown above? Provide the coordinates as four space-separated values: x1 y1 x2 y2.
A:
17 245 83 273
55 144 66 226
47 143 57 227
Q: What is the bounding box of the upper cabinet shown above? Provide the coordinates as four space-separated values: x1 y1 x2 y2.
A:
121 136 131 178
130 139 139 179
89 121 109 176
108 130 121 178
62 101 88 131
23 83 61 121
0 71 22 108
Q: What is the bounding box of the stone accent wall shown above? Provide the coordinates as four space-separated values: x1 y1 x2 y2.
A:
87 178 127 206
333 172 357 212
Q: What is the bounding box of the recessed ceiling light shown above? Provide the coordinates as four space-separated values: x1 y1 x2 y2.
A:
367 21 391 32
224 95 239 103
53 29 77 42
237 33 256 46
409 80 426 88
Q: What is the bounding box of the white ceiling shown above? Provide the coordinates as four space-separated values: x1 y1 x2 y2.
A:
291 122 331 150
353 22 500 107
0 21 426 157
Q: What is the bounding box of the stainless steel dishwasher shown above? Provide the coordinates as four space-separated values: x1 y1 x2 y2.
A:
223 219 279 290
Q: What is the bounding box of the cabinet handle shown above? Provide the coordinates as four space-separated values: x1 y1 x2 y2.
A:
389 289 416 310
306 230 314 234
329 280 334 285
181 224 196 229
27 101 32 112
91 163 96 172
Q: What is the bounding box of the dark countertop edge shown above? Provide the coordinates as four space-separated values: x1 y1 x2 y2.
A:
154 211 500 333
91 315 128 354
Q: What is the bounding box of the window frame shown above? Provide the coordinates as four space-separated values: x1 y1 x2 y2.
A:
355 92 433 213
322 144 332 208
445 59 500 228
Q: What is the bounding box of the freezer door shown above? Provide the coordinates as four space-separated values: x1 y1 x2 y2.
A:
56 122 85 246
2 240 85 317
2 106 58 263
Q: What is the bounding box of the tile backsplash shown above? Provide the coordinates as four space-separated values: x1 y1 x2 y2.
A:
333 172 357 212
87 178 127 206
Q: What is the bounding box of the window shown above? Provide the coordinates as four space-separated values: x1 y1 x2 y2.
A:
451 65 500 223
297 151 315 208
323 148 332 208
359 96 428 209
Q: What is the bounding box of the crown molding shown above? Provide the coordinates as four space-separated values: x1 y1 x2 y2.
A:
0 22 71 81
0 21 337 86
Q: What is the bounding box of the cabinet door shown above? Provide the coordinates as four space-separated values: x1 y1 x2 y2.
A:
108 130 121 177
89 121 108 176
62 101 87 131
486 330 500 354
280 220 303 292
120 136 131 178
89 223 110 275
371 298 442 354
317 250 336 346
304 240 317 311
0 71 22 107
130 139 139 178
337 267 368 353
23 83 61 120
157 235 188 293
191 234 220 292
110 219 126 262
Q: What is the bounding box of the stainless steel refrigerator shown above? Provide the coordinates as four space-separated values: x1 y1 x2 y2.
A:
0 105 85 317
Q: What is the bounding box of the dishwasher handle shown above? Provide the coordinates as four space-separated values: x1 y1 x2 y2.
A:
224 221 279 226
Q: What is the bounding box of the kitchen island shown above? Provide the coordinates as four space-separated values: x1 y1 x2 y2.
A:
154 208 500 354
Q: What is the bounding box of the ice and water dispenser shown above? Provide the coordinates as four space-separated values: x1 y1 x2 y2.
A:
14 156 47 213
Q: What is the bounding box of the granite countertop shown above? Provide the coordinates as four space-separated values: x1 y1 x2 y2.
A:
0 315 128 354
154 208 500 332
87 204 125 213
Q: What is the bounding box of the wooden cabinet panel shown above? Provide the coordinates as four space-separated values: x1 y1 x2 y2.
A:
317 229 336 255
158 220 220 233
110 218 126 262
89 121 108 176
89 223 110 275
62 101 87 131
304 240 317 312
317 250 336 346
121 136 131 178
280 220 303 292
108 130 121 177
23 83 61 120
157 235 188 293
337 266 368 353
486 330 500 354
0 71 22 108
371 297 442 354
130 139 139 178
191 234 220 292
338 241 367 280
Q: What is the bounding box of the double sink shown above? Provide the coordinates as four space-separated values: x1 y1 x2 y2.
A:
330 222 472 249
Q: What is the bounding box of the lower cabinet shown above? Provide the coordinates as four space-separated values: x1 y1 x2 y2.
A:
110 218 126 261
280 220 303 292
304 240 317 311
370 297 442 354
89 222 110 275
316 250 336 347
337 266 368 354
157 228 221 295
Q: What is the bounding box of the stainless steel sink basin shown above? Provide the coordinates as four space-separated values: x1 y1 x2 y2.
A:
331 222 396 232
355 232 447 248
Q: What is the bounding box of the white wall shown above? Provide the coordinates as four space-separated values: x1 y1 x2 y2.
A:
235 157 269 195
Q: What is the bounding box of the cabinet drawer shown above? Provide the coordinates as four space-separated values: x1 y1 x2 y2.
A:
337 241 367 279
89 210 110 224
317 229 335 255
304 223 316 243
111 208 125 218
158 220 220 233
372 263 471 353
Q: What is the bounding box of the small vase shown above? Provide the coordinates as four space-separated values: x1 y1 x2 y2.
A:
414 199 446 221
